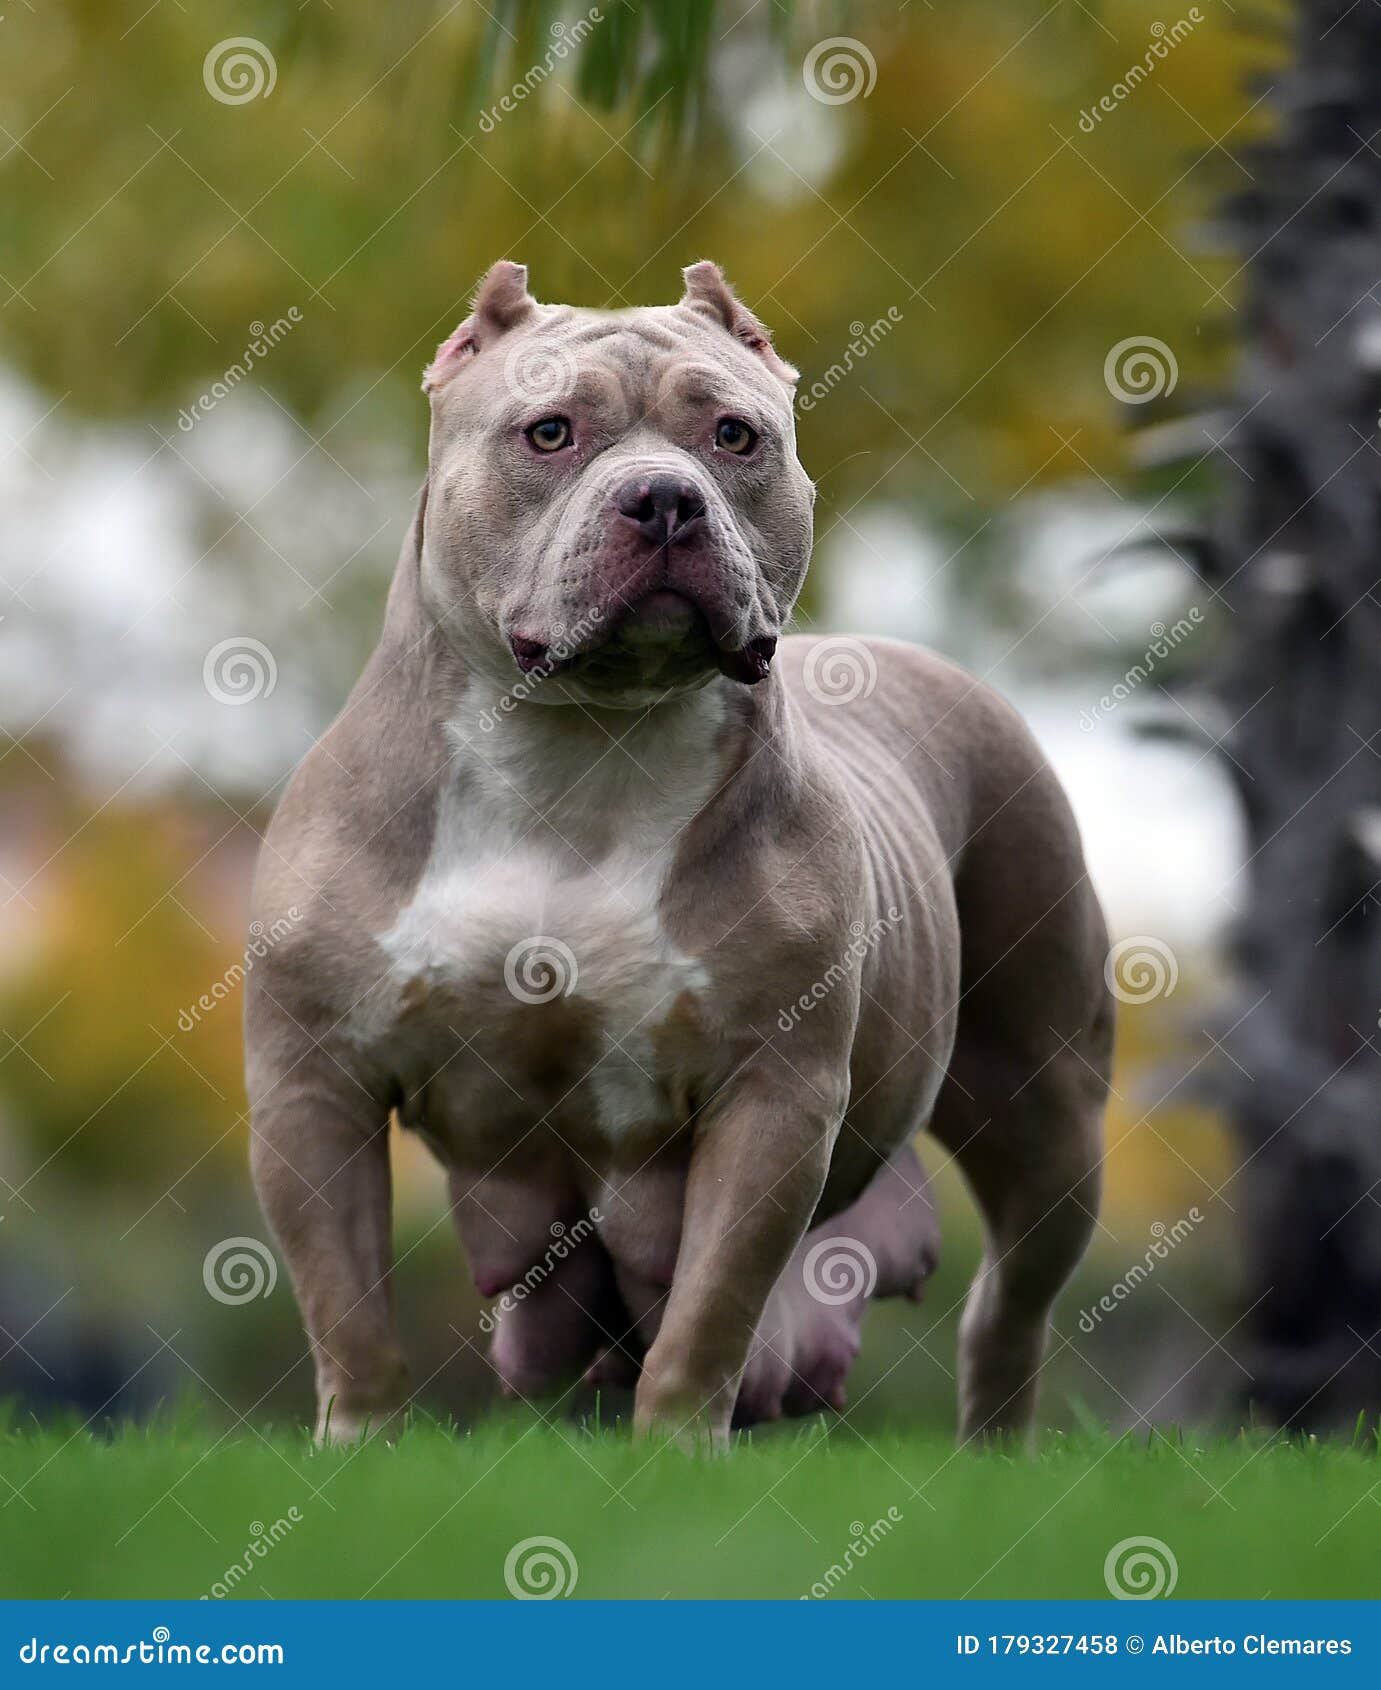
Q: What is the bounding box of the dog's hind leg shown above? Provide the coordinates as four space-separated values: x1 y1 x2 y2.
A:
909 703 1115 1445
928 948 1111 1444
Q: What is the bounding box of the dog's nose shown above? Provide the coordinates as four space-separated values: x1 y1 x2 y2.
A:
614 475 706 548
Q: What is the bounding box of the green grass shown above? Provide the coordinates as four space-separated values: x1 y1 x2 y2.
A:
1 1411 1377 1600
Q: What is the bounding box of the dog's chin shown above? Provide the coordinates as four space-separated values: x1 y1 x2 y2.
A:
506 589 778 706
559 590 722 703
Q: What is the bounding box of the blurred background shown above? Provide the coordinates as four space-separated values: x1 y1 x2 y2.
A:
4 0 1375 1439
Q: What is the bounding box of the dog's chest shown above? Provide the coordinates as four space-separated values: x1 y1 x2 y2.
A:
369 750 717 1145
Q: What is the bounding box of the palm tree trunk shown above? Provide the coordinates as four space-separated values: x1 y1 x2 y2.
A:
1205 0 1381 1425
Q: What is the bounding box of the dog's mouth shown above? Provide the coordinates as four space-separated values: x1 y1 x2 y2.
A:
508 588 776 690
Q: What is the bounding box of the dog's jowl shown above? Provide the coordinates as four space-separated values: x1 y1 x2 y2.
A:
245 260 1112 1447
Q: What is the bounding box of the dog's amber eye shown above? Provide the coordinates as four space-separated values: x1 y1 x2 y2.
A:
715 417 757 455
527 417 571 453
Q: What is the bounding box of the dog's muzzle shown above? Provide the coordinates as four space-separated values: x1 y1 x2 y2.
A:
506 470 778 688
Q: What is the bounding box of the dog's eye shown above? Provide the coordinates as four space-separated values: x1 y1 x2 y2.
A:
715 417 757 455
526 417 572 453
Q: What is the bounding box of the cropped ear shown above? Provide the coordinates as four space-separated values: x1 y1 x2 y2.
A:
422 260 538 393
679 260 798 386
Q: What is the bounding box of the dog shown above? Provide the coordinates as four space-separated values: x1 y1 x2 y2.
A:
245 260 1111 1448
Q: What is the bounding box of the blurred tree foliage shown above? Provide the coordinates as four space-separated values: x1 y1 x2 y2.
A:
1 0 1282 525
0 757 249 1192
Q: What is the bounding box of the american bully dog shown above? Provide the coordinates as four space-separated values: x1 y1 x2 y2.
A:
245 260 1111 1448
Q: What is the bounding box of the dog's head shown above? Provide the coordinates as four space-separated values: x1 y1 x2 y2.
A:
418 260 813 707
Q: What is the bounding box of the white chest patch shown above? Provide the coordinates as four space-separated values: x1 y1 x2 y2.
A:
369 691 726 1140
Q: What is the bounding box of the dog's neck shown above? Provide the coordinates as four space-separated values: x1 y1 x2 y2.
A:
380 525 779 862
441 674 743 865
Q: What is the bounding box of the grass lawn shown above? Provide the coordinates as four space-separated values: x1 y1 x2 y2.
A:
1 1412 1377 1601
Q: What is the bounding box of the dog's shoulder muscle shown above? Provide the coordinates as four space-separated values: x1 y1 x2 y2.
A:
245 605 451 1050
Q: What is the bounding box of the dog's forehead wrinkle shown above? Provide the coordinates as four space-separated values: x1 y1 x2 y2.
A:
622 321 682 351
542 312 728 387
503 325 778 428
562 304 684 345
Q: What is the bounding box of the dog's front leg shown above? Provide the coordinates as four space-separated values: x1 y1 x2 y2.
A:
634 1064 842 1448
249 1073 408 1445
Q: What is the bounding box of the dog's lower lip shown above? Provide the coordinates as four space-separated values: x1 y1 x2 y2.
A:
614 588 711 644
509 635 550 673
718 634 777 685
628 587 697 624
510 607 776 688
